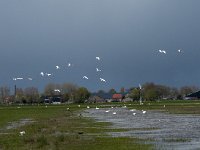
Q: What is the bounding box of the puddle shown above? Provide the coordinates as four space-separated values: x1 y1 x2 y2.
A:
84 108 200 150
6 118 35 130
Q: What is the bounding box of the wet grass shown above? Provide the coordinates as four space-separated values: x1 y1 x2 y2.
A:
0 104 152 150
121 100 200 114
0 100 199 149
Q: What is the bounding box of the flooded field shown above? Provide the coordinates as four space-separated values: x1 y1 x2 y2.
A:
84 107 200 150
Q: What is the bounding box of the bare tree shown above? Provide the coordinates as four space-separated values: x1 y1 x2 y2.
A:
0 86 10 103
61 83 78 102
180 86 199 97
24 87 39 103
170 87 179 100
44 83 56 96
15 88 24 103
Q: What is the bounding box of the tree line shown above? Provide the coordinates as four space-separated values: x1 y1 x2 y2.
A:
129 82 199 101
0 82 199 104
0 83 90 104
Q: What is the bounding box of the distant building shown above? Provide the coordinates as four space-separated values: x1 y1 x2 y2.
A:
44 96 62 104
87 91 130 103
52 97 61 104
91 92 113 102
185 91 200 100
112 93 123 102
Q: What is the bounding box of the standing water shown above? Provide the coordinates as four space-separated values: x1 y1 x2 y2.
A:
84 108 200 150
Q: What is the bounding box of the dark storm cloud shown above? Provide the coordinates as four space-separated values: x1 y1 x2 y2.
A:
0 0 200 92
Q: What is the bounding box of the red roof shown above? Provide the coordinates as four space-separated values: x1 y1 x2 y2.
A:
112 94 123 99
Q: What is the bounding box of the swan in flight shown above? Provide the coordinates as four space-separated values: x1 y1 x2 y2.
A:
96 68 101 72
158 50 166 54
96 57 100 60
83 76 89 80
56 66 60 69
13 77 23 80
178 49 183 53
54 89 61 92
100 78 106 82
68 63 71 67
46 73 52 76
40 72 44 76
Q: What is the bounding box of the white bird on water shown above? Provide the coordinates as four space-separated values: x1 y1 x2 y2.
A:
19 131 25 136
130 109 136 112
105 110 110 113
133 113 136 116
100 78 106 82
113 112 116 115
96 57 100 60
83 76 89 80
95 106 99 110
142 110 146 114
87 106 90 109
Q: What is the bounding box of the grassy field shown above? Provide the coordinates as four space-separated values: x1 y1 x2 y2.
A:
0 104 152 150
0 100 200 149
126 100 200 114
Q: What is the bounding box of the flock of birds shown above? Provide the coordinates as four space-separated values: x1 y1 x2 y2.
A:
12 49 183 83
81 57 106 82
12 49 184 96
158 49 183 54
97 106 146 116
79 104 147 116
12 56 107 86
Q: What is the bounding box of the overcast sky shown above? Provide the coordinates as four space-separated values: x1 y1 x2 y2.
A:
0 0 200 92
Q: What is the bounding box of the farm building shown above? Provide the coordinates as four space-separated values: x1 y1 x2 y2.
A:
44 96 62 104
112 93 123 102
185 91 200 99
90 93 113 102
89 92 129 102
